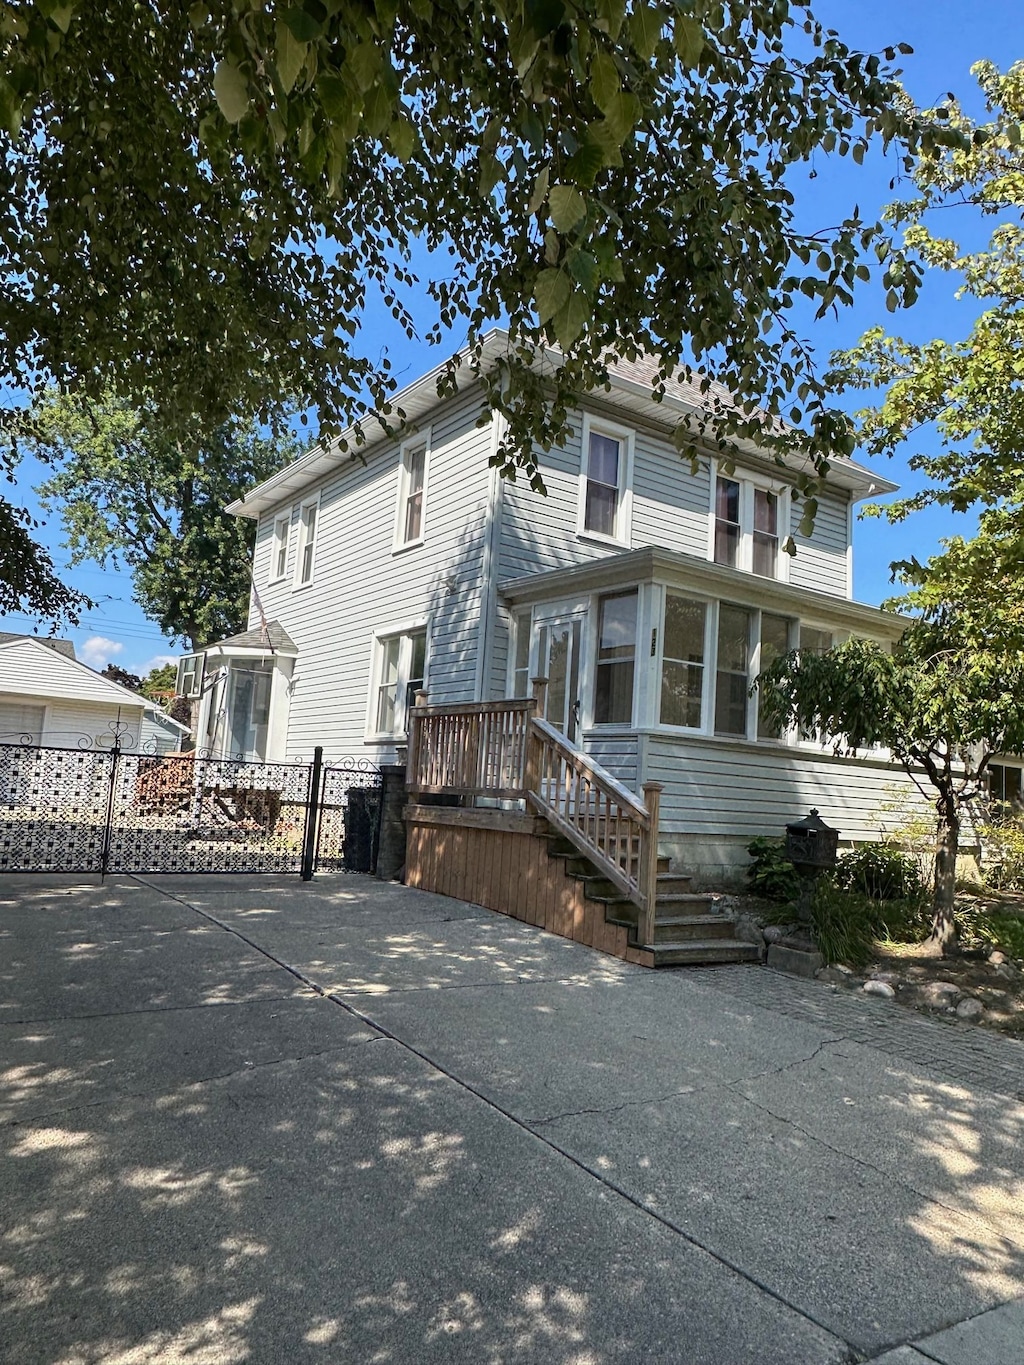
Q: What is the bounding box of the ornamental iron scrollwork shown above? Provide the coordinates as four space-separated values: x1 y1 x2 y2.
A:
0 740 384 877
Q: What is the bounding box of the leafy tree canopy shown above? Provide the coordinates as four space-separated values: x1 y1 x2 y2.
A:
758 623 1024 949
141 662 178 701
27 390 299 649
831 60 1024 521
101 662 144 691
0 0 968 620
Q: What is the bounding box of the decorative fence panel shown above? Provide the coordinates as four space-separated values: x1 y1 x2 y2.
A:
0 738 382 878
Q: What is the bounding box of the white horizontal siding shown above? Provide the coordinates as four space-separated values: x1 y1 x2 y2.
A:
788 491 850 597
643 733 931 843
581 730 639 793
0 693 148 750
250 389 493 762
631 430 711 556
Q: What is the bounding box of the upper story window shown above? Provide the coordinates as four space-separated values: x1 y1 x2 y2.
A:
711 468 788 581
593 590 637 724
371 627 428 738
396 435 428 549
295 498 319 586
271 514 290 582
578 415 633 545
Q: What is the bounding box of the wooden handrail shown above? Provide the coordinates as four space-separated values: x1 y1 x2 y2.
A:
407 697 661 942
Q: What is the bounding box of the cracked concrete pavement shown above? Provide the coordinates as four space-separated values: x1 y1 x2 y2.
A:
2 873 1024 1363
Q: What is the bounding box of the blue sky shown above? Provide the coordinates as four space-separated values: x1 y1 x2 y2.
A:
2 0 1022 673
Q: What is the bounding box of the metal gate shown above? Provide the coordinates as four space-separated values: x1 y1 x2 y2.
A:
0 739 382 877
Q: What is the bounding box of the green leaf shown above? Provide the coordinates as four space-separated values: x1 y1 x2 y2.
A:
553 290 590 347
388 117 416 163
564 140 605 188
533 268 570 323
275 22 307 96
527 166 550 215
362 83 392 137
47 3 75 33
479 151 505 196
214 62 250 124
524 0 566 39
590 52 620 112
347 42 382 94
630 3 664 59
282 7 323 42
549 183 587 232
566 247 598 293
317 73 350 124
600 91 642 143
0 76 22 136
674 15 704 66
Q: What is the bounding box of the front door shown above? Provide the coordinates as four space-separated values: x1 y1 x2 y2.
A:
537 615 583 742
227 663 273 760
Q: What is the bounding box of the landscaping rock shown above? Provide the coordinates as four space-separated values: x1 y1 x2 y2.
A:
733 913 765 946
908 980 962 1011
956 998 985 1021
863 980 896 999
762 925 788 944
767 942 824 978
815 966 851 986
992 961 1018 981
988 950 1007 966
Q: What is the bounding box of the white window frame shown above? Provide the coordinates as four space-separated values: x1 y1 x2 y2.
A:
176 652 205 699
294 494 321 588
576 413 634 548
393 430 430 552
652 586 714 735
707 460 790 582
365 618 430 742
270 513 290 583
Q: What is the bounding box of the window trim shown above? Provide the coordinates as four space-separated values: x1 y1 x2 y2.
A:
655 586 713 735
707 460 791 582
270 513 290 584
393 429 431 553
576 412 635 548
293 493 321 589
364 617 431 742
592 587 640 728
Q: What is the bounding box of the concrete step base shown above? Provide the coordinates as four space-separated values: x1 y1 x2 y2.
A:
652 940 762 967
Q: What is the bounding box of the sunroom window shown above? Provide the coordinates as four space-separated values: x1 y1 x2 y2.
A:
714 604 751 736
594 591 637 724
756 613 792 739
660 594 706 728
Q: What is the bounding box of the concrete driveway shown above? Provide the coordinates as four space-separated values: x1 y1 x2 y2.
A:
2 872 1023 1364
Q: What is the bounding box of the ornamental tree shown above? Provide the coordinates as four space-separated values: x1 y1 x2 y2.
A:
757 627 1024 952
27 390 299 649
1 1 962 615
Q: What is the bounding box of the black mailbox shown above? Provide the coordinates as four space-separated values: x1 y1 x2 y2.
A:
785 809 840 873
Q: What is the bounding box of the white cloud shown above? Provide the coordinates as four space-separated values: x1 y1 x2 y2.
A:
80 636 124 670
135 654 179 677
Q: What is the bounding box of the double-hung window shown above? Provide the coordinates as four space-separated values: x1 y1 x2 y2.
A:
295 498 319 586
711 470 787 580
593 591 637 724
660 595 707 729
371 628 428 738
579 416 632 544
396 436 428 549
271 514 290 582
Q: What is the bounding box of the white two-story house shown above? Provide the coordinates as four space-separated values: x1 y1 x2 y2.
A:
179 329 926 883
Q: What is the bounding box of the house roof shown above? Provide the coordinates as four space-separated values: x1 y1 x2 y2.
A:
227 328 897 520
0 630 76 658
499 546 909 640
202 620 298 656
0 636 150 709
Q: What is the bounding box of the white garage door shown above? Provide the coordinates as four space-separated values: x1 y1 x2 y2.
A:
0 702 46 744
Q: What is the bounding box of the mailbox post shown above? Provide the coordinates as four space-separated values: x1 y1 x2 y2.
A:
785 808 840 925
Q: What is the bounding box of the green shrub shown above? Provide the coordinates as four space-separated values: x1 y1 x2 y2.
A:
834 842 925 901
746 836 800 901
978 811 1024 893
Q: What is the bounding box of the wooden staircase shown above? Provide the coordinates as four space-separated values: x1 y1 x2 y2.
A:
545 835 761 967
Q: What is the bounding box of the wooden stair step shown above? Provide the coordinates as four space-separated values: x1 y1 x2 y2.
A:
652 915 738 944
654 893 722 914
655 874 692 895
651 940 762 967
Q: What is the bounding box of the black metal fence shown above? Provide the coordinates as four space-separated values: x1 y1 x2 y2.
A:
0 738 382 877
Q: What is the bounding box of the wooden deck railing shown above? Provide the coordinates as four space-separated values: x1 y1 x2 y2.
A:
407 696 534 799
407 684 663 944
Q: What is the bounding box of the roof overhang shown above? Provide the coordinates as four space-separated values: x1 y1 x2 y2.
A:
202 642 298 660
228 328 896 520
500 546 908 640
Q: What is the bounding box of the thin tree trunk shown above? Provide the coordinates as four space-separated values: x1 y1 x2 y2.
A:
931 783 960 955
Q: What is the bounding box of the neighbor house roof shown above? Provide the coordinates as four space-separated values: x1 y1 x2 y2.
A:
0 636 150 709
226 328 898 520
0 631 76 658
